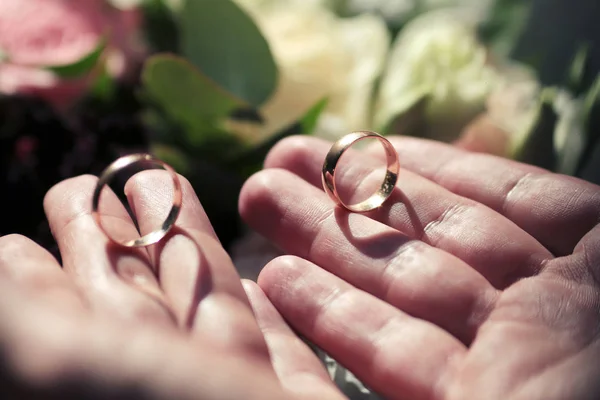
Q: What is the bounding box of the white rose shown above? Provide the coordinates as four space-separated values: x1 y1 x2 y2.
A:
344 0 495 26
420 0 494 16
343 0 416 23
236 0 390 140
374 8 502 141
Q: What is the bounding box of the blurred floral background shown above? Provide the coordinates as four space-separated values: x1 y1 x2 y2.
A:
1 0 599 253
1 0 599 397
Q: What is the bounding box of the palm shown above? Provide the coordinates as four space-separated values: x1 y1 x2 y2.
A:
240 135 600 400
0 172 344 399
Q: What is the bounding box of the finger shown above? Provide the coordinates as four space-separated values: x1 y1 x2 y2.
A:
259 256 466 400
0 281 295 400
44 175 174 326
240 169 498 343
124 171 268 357
448 224 600 399
242 280 344 399
368 136 600 256
263 136 553 287
0 234 84 310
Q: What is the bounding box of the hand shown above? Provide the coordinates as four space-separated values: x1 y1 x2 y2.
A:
239 135 600 400
0 172 344 399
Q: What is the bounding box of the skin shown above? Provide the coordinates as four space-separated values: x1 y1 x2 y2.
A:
0 135 599 399
0 172 343 399
239 135 600 400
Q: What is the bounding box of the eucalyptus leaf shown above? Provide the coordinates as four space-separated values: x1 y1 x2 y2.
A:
577 74 600 174
230 108 265 124
141 0 179 52
513 89 558 170
584 74 600 119
180 0 278 107
225 98 329 176
478 0 532 57
567 44 590 96
142 54 247 146
555 96 586 176
46 37 107 79
299 97 329 135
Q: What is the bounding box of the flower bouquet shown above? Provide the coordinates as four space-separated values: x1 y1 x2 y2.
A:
0 0 598 262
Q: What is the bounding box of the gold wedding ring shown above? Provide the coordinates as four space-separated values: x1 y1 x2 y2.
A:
322 131 399 213
92 154 182 247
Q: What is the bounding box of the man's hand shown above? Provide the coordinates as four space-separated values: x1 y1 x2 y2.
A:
240 135 600 400
0 172 343 400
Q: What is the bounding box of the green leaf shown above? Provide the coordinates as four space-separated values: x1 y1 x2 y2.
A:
46 37 107 79
555 99 586 176
567 44 590 96
229 108 265 124
478 0 532 57
583 74 600 127
89 67 117 102
180 0 278 107
225 98 329 176
142 54 247 146
513 89 558 170
576 73 600 174
141 0 180 52
299 97 329 135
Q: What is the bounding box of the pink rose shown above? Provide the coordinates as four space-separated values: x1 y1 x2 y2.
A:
0 0 143 108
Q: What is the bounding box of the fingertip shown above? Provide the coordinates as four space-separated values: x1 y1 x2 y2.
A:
238 172 262 222
238 169 286 226
241 279 261 298
241 279 270 318
257 255 304 296
264 136 329 188
43 174 97 215
264 135 317 170
244 268 343 400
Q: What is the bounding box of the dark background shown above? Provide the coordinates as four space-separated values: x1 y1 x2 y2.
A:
515 0 600 90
